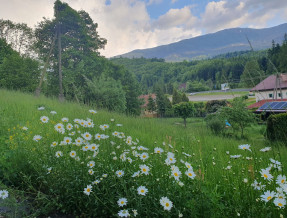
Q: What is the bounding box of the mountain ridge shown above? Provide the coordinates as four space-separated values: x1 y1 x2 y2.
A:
115 23 287 62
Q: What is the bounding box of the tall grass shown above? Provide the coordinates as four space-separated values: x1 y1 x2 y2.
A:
0 89 286 217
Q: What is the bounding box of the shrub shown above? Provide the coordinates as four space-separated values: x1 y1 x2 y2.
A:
266 113 287 144
205 113 225 134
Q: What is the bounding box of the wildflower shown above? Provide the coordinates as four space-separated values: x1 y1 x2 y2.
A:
137 186 148 196
93 180 101 185
165 155 176 165
61 117 69 122
230 155 241 159
82 132 92 141
33 135 42 142
172 169 182 181
116 124 123 127
87 161 95 168
63 137 72 145
185 170 196 179
50 111 57 115
102 174 108 178
260 169 273 181
88 169 94 175
87 120 94 128
95 133 102 140
139 164 150 175
138 146 148 151
260 147 271 152
40 116 49 123
100 124 109 130
83 185 92 195
82 145 89 151
140 152 149 161
132 171 140 178
117 198 128 207
54 123 65 134
182 152 191 157
22 126 28 131
89 109 97 114
261 190 276 202
132 209 138 217
154 147 164 154
243 178 248 183
66 123 73 130
112 131 119 137
274 198 286 208
126 136 132 145
70 151 76 158
238 144 251 152
118 209 129 217
178 181 184 187
75 137 83 146
276 175 286 185
47 167 52 174
51 141 57 147
160 197 173 211
127 157 133 163
116 170 124 177
38 106 45 111
226 165 232 170
185 162 193 170
0 190 9 199
55 151 63 158
90 144 99 151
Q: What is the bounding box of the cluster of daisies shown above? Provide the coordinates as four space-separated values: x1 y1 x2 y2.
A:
227 144 285 209
29 108 199 217
253 159 287 208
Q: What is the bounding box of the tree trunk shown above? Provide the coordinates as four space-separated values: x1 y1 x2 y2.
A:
58 23 64 102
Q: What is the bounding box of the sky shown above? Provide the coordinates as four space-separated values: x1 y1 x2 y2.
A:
0 0 287 57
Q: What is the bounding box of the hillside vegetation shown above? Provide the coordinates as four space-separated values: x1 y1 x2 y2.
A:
1 89 287 217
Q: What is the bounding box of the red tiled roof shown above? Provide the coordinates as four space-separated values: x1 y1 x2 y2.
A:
139 94 156 108
251 74 287 91
248 99 287 109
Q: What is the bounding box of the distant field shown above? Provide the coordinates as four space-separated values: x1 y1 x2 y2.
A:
194 91 249 96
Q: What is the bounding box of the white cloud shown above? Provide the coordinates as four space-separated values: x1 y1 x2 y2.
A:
0 0 286 57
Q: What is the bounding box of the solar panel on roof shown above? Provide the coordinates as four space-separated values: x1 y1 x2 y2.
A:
258 102 287 110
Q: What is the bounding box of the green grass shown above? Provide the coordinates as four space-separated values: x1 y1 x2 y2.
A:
1 89 287 217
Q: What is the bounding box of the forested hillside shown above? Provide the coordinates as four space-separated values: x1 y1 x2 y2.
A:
111 39 287 94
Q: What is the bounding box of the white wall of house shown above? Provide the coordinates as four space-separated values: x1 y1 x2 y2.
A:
255 89 287 102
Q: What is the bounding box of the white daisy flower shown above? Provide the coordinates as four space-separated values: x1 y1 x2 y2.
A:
117 198 128 207
55 151 63 158
137 186 148 196
139 164 150 175
238 144 251 152
261 190 275 202
69 151 76 158
160 197 173 211
140 152 149 161
0 190 9 199
33 135 42 142
87 161 95 168
83 185 92 195
116 170 124 177
185 170 196 179
154 147 164 154
61 117 69 122
118 209 129 217
82 132 92 141
40 116 49 123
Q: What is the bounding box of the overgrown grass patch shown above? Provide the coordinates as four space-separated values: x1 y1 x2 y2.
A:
0 89 287 217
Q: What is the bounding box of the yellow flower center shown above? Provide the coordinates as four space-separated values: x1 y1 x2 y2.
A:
170 158 173 161
58 126 61 129
282 179 285 183
157 150 160 153
243 147 246 149
143 169 147 172
188 173 192 177
121 201 124 204
143 155 146 158
87 188 90 192
166 203 169 207
267 196 272 201
141 190 144 193
72 153 75 156
86 134 89 137
119 172 122 175
263 174 268 178
174 172 178 177
279 203 283 206
92 146 95 150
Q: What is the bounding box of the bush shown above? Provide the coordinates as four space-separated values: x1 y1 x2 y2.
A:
266 113 287 144
205 113 225 134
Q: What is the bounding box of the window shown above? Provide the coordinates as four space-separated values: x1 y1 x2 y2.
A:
269 93 273 98
278 93 281 97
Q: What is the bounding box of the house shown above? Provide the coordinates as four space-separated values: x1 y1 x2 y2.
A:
250 73 287 102
138 94 158 117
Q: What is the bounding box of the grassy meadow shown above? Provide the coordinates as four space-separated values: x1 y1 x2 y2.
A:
0 89 287 217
